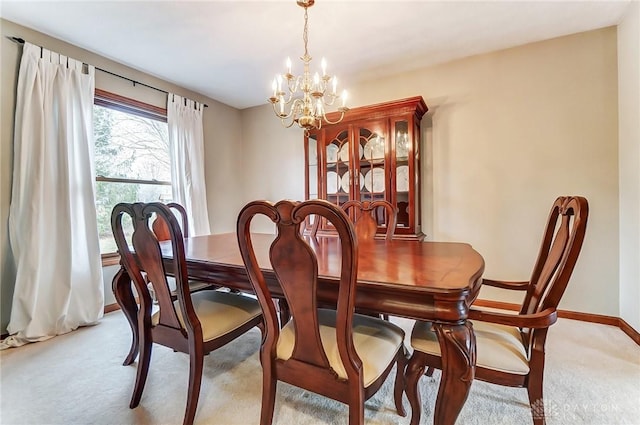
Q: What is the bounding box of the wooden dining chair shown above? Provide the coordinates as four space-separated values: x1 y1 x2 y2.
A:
237 199 407 425
112 202 263 425
309 200 397 242
149 202 210 296
341 200 398 242
405 196 589 425
151 202 189 240
342 200 398 320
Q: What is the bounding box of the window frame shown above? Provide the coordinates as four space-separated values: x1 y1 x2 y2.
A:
94 89 170 266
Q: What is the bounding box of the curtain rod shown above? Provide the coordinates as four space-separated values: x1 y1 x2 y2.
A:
9 36 208 108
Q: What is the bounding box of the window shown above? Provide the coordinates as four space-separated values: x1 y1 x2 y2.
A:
93 90 171 258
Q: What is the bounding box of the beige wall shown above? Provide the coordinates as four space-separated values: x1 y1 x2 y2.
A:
0 19 244 332
618 2 640 331
242 28 621 316
239 106 304 233
0 19 631 332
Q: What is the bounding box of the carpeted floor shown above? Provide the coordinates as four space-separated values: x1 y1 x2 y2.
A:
1 312 639 424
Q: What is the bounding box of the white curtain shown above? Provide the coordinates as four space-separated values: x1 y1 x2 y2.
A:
167 94 211 236
3 42 104 348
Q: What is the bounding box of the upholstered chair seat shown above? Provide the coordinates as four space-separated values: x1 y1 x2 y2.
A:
152 291 262 342
412 320 529 375
277 309 405 386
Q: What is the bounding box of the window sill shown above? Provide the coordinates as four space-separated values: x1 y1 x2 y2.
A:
101 253 120 267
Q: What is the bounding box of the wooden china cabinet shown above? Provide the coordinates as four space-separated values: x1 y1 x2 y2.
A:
304 96 428 240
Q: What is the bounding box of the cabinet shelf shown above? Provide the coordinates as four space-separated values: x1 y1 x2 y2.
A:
359 158 385 165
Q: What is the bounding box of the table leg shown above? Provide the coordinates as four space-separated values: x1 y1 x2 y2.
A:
432 321 476 425
112 266 139 366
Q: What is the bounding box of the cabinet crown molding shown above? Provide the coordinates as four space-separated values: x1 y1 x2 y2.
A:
323 96 428 123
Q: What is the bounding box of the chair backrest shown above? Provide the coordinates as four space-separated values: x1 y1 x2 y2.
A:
341 200 397 241
521 196 588 323
237 199 363 382
112 202 200 340
151 202 189 241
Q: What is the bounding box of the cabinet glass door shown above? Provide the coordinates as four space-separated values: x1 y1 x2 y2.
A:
358 127 387 202
308 134 318 200
325 129 349 208
306 134 318 231
394 120 410 229
358 124 389 229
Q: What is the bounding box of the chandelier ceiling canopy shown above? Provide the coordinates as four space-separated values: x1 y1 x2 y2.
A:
268 0 348 131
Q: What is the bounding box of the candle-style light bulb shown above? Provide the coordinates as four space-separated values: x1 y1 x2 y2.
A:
277 74 283 92
321 58 327 77
272 78 277 96
286 57 292 75
341 90 348 107
332 77 337 95
313 72 320 90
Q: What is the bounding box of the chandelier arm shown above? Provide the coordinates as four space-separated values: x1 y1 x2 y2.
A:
283 76 303 103
271 101 296 121
321 95 339 106
281 118 297 128
274 102 298 128
322 110 347 126
279 90 295 105
290 97 306 117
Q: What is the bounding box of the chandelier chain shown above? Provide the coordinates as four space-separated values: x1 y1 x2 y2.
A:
303 7 309 58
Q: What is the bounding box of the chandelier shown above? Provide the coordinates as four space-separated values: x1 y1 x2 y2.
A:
268 0 348 131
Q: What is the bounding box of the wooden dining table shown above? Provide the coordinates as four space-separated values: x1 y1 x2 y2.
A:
112 232 484 425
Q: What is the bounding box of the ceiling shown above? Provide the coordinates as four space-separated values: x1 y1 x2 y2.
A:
0 1 632 110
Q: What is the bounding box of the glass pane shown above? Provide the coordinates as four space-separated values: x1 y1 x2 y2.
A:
109 212 133 256
326 130 348 206
396 193 410 228
94 105 170 181
395 121 410 228
359 128 385 202
308 135 318 200
96 181 172 253
395 121 409 159
95 102 172 254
